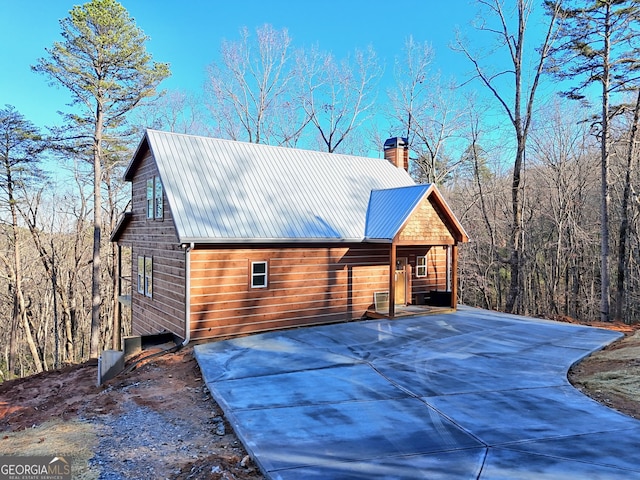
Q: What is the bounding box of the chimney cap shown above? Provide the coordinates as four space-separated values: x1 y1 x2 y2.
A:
383 137 408 149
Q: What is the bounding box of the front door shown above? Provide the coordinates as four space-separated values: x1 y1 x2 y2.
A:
395 257 408 305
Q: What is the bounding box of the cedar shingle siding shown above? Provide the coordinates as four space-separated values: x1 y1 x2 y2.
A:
398 196 454 245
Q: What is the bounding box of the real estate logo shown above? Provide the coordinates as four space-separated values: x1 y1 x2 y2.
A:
0 456 71 480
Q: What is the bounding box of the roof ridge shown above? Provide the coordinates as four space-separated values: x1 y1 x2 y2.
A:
145 128 385 162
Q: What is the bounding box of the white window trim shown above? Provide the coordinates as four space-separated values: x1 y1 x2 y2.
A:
251 261 268 288
144 256 153 298
154 176 163 219
147 176 164 220
416 256 427 278
146 178 154 219
137 256 145 293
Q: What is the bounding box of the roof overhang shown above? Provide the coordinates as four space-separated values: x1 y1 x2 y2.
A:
110 211 133 243
179 237 366 246
123 132 151 182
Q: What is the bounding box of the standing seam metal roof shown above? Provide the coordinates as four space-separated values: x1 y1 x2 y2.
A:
365 185 433 241
144 129 419 243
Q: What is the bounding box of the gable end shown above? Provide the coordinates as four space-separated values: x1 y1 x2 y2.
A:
123 134 151 182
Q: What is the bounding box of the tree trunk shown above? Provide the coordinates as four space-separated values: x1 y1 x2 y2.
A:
3 147 44 374
599 4 612 322
10 207 43 373
90 101 104 358
506 144 523 314
8 307 18 374
51 241 60 369
506 6 526 314
615 88 640 322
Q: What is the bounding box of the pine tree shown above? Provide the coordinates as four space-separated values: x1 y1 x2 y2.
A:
548 0 640 321
33 0 170 357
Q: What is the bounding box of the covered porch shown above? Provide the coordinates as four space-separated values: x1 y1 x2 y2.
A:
367 241 459 320
364 183 468 319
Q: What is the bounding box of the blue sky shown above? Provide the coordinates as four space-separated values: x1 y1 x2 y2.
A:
0 0 489 130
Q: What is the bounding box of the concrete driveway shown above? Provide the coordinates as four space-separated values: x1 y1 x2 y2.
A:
194 306 640 479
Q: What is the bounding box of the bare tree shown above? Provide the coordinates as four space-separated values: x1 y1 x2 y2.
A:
389 37 465 184
298 45 382 153
206 24 305 145
615 90 640 321
455 0 561 314
449 99 511 311
135 90 210 135
530 100 600 318
0 106 45 374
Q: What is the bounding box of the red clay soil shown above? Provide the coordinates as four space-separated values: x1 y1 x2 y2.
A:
0 347 264 479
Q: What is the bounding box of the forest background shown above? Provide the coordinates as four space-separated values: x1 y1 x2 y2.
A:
1 0 639 379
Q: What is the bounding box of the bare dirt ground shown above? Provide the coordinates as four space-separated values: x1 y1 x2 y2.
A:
1 319 639 479
0 347 264 479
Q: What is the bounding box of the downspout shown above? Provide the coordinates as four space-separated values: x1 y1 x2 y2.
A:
181 242 194 347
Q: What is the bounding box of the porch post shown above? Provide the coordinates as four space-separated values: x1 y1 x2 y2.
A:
451 244 458 309
389 242 396 318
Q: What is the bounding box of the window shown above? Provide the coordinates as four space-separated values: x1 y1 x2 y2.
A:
416 256 427 278
137 256 153 297
146 176 163 220
154 176 163 219
144 257 153 297
251 261 268 288
146 179 154 219
137 256 145 293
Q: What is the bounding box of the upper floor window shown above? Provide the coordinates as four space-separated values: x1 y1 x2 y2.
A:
251 261 268 288
147 176 163 220
416 256 427 277
154 176 163 219
146 179 154 219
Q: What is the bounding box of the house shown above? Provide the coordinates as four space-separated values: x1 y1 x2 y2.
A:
111 130 468 344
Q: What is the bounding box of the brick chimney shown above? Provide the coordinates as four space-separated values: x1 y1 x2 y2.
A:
383 137 409 171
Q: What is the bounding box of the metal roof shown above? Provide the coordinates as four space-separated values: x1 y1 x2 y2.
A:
365 185 432 241
143 130 416 243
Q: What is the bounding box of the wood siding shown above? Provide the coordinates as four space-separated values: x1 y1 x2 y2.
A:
189 245 389 340
188 244 451 341
116 145 187 339
398 247 449 303
114 142 463 341
395 193 456 305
